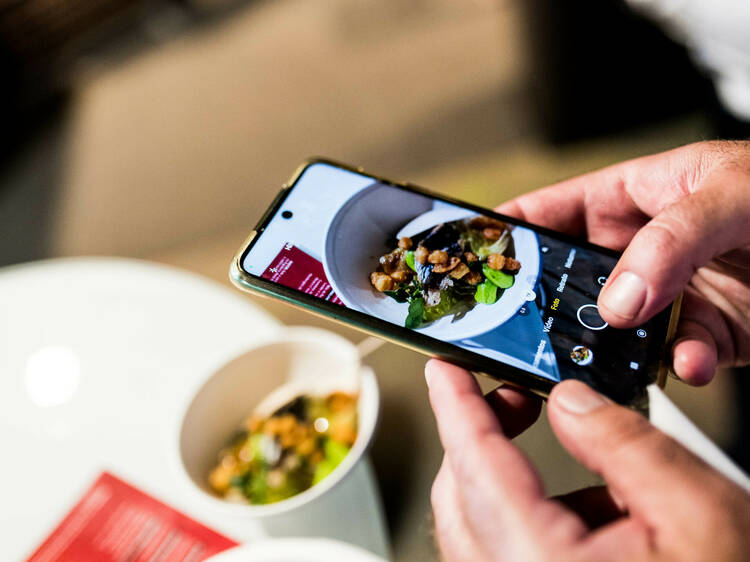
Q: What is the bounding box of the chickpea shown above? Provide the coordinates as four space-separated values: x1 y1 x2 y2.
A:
292 424 308 444
296 437 316 456
370 272 395 292
209 464 234 493
328 392 356 413
278 414 296 434
415 245 429 264
390 270 412 283
482 228 504 241
264 417 281 436
503 257 521 273
246 415 263 433
487 254 506 270
428 250 449 265
280 429 297 449
330 423 357 446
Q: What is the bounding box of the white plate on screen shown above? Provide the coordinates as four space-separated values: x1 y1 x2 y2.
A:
323 183 541 341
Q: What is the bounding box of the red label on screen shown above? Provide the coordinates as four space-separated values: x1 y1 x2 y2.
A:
261 243 344 305
26 472 237 562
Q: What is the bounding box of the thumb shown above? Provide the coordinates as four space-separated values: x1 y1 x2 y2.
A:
598 177 750 327
547 381 729 522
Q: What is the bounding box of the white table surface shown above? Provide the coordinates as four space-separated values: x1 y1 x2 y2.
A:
0 258 312 560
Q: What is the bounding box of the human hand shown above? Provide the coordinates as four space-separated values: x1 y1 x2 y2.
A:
426 359 750 562
496 140 750 385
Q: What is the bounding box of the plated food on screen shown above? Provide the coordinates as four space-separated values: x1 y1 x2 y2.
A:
370 215 522 329
208 390 357 505
570 345 594 366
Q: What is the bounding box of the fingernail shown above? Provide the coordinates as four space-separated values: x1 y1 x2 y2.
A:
554 381 609 414
601 272 646 320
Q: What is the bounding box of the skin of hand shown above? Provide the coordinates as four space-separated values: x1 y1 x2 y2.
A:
427 360 750 562
426 142 750 558
497 140 750 385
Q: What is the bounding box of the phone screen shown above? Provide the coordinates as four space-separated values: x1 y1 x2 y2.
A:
240 161 673 405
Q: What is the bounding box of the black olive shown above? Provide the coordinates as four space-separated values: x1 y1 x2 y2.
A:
421 223 461 251
416 261 443 290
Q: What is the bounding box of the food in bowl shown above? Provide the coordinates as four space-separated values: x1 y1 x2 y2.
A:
208 391 358 505
369 215 521 329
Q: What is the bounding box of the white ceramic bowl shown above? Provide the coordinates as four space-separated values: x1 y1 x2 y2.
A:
173 327 380 519
323 183 542 341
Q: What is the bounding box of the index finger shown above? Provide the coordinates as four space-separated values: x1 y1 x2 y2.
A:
495 174 587 235
426 361 594 555
425 359 544 509
496 142 727 243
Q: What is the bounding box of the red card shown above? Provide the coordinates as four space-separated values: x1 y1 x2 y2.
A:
261 243 344 305
27 472 237 562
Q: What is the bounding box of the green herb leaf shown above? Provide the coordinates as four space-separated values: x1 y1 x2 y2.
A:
247 469 268 503
482 263 514 289
463 228 510 259
313 460 336 485
313 439 351 485
249 433 266 463
406 280 423 299
404 250 417 272
474 281 498 304
423 290 465 323
324 439 350 465
230 474 248 488
384 289 408 303
452 280 476 297
405 297 425 329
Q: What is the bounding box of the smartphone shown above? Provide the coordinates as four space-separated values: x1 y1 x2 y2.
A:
230 158 681 409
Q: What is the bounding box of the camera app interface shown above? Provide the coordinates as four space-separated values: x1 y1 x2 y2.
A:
243 163 669 403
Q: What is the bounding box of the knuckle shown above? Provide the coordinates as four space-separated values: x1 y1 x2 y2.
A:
642 217 688 255
635 213 702 281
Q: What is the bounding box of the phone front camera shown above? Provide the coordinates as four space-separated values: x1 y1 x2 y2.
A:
281 210 293 219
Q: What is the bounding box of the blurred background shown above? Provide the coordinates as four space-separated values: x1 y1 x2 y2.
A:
1 0 746 559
